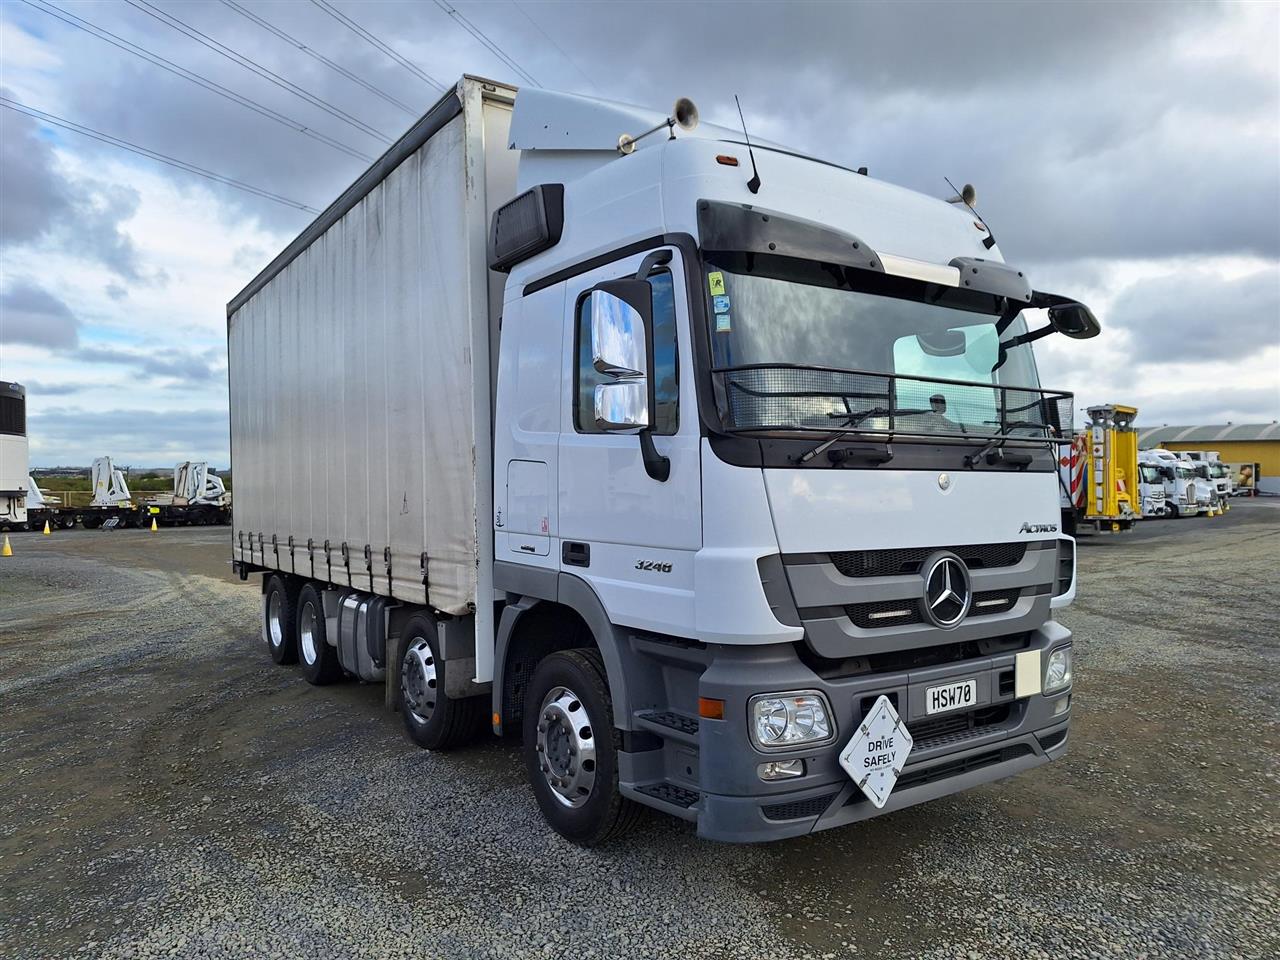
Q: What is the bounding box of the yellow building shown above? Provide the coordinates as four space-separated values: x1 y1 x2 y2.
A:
1137 422 1280 495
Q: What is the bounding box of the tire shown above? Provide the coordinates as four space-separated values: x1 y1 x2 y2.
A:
59 515 75 529
296 583 342 685
522 648 642 846
262 574 300 665
399 614 484 750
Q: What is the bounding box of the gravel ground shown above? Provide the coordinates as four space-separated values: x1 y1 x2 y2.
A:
0 503 1276 959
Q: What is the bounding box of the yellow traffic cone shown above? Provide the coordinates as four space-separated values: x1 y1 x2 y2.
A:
42 519 51 535
1 534 11 557
150 516 158 533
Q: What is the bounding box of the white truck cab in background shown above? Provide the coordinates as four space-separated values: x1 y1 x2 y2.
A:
228 77 1100 844
1181 451 1234 503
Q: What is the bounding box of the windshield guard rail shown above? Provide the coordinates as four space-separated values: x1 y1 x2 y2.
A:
713 363 1073 442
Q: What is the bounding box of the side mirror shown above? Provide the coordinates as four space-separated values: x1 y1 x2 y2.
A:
595 380 649 430
1048 302 1101 340
589 279 653 431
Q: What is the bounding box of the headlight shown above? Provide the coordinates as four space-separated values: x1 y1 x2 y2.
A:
1044 647 1072 693
749 692 834 750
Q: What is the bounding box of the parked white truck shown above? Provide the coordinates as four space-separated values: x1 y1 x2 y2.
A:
228 78 1098 844
1181 451 1234 504
0 382 29 531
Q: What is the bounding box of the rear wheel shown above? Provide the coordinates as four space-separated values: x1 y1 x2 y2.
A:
522 649 641 846
399 614 484 750
296 583 342 684
263 575 299 664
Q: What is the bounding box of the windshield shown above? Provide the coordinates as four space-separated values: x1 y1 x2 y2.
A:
1139 465 1163 483
1210 462 1227 479
704 254 1058 439
1177 465 1196 479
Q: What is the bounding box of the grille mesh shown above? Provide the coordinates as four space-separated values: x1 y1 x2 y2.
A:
718 365 1073 439
762 794 837 821
829 542 1027 579
845 599 922 629
968 588 1022 617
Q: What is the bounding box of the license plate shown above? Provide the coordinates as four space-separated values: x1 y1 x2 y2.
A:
925 678 977 715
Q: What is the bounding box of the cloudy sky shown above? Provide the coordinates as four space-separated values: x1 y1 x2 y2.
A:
1 0 1277 467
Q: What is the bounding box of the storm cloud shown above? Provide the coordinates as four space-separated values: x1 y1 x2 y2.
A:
0 280 81 348
1115 267 1280 364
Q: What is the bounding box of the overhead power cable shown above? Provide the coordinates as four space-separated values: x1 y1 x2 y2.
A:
22 0 372 163
309 0 444 91
219 0 417 116
1 98 320 214
510 0 595 93
432 0 539 87
123 0 392 144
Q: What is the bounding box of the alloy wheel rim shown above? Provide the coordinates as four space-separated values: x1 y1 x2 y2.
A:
267 592 283 648
299 602 318 664
401 638 438 724
535 685 597 808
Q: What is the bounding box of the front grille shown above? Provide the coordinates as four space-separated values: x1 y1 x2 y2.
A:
845 599 922 629
829 542 1027 579
967 589 1021 618
906 703 1013 750
762 794 837 821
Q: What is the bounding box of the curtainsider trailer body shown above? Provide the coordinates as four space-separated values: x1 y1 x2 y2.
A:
230 76 1101 844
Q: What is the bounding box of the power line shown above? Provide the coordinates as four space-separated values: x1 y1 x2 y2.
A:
432 0 539 87
219 0 417 117
123 0 392 144
510 0 596 93
309 0 444 91
1 98 320 214
22 0 372 163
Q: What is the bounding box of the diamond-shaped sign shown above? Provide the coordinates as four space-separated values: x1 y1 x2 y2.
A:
838 695 914 809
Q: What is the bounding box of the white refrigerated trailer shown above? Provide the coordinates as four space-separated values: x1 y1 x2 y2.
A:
230 76 1099 844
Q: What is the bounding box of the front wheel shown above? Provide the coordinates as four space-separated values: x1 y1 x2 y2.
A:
522 649 641 846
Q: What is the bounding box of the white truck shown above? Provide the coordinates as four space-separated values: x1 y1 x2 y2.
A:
0 381 29 531
228 77 1098 844
1140 449 1207 517
1181 451 1234 503
1136 461 1168 517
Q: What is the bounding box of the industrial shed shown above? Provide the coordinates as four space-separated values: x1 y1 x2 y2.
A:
1138 422 1280 494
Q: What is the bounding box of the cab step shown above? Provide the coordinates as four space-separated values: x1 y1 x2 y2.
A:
635 710 700 745
634 781 700 809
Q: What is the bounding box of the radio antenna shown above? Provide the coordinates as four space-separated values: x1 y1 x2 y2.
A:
734 95 761 194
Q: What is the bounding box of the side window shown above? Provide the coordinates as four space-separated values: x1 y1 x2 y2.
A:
575 269 679 435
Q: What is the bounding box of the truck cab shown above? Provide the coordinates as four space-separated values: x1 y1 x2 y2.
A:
1137 461 1167 517
490 91 1097 840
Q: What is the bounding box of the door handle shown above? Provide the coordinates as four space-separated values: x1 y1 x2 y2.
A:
562 541 590 568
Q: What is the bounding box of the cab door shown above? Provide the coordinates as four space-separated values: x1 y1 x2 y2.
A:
557 245 702 637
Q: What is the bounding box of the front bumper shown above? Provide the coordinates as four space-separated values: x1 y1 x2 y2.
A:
650 622 1073 843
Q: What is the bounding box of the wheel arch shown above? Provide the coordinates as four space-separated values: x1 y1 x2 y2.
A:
492 569 637 736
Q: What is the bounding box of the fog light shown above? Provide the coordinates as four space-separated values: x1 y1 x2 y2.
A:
1053 694 1071 717
1044 647 1072 693
758 759 805 781
749 691 834 750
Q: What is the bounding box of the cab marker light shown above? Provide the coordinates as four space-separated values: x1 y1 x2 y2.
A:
699 697 725 720
716 154 740 167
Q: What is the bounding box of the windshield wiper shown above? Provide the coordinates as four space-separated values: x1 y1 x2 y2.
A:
964 420 1051 469
794 395 944 464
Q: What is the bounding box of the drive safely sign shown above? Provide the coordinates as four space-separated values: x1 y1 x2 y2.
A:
838 695 913 808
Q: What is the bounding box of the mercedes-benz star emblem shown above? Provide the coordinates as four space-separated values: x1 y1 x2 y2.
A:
922 554 971 628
